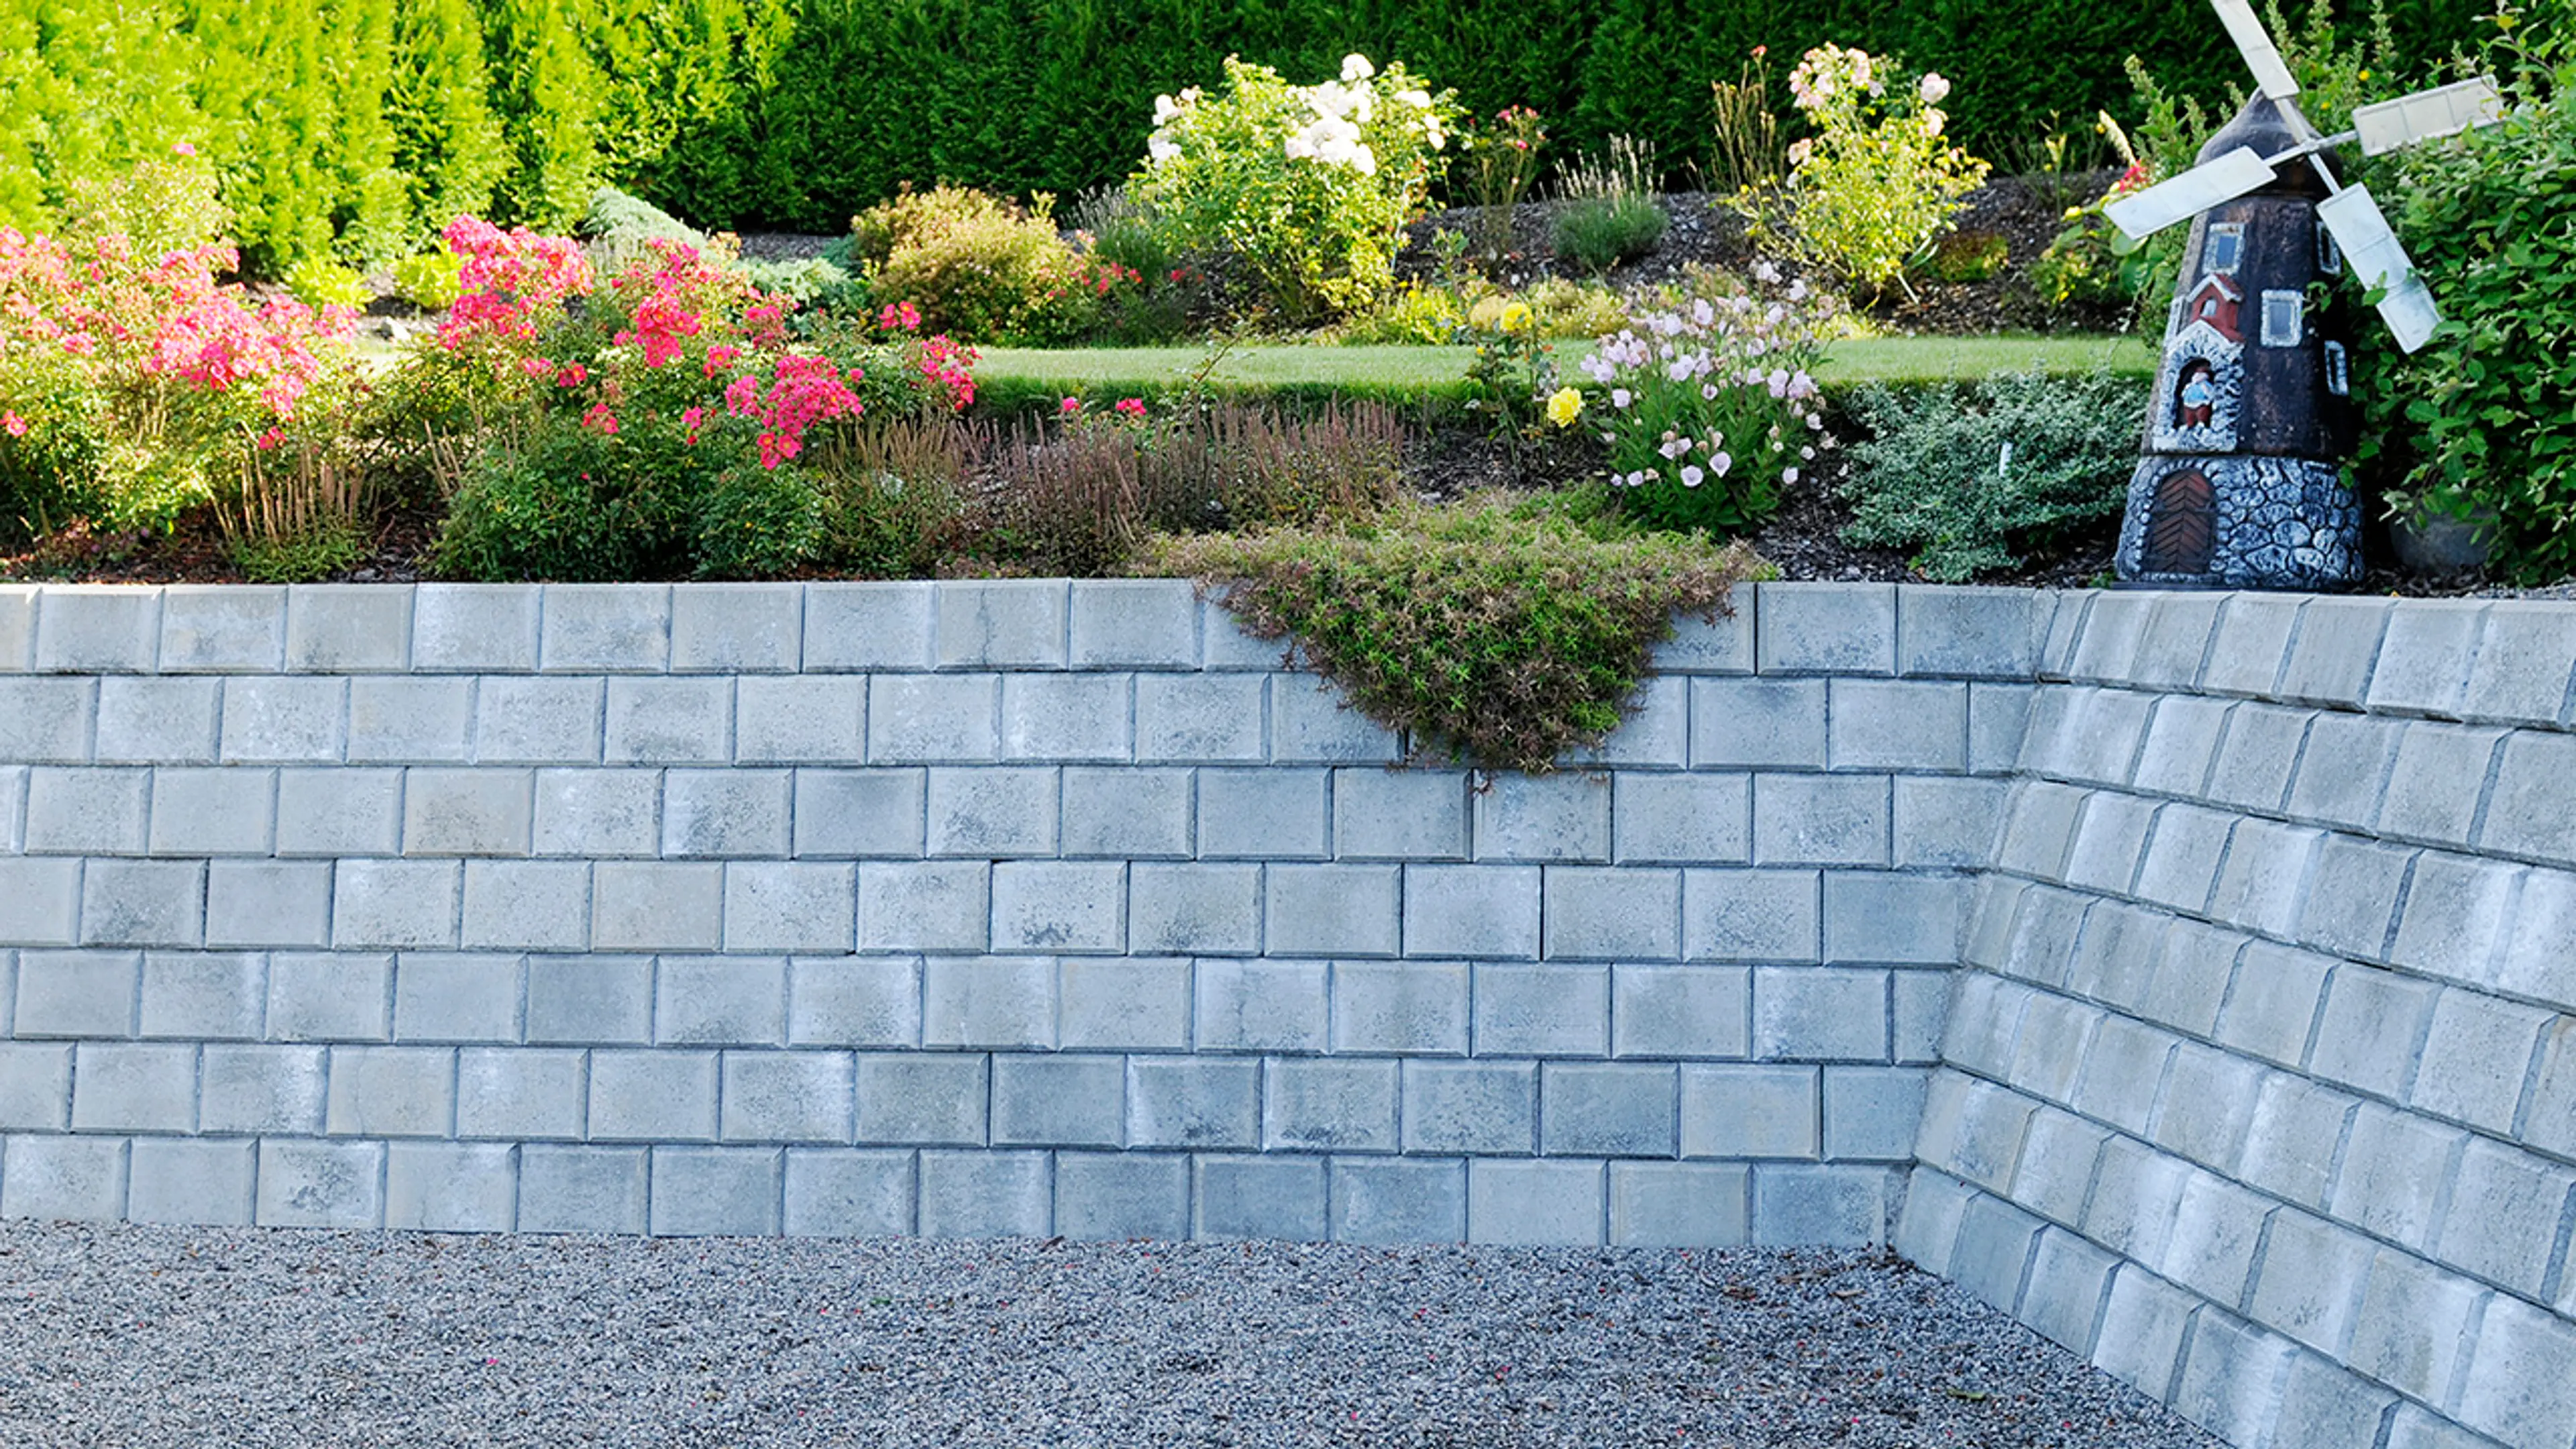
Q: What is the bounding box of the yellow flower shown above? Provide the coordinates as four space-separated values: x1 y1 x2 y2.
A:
1499 301 1534 333
1546 387 1584 427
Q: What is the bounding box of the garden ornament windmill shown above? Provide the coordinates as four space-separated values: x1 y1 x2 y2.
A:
2102 0 2500 589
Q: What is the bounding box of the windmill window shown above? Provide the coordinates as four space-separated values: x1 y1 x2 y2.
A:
2206 224 2245 274
2324 340 2349 395
2261 290 2304 347
2319 228 2344 276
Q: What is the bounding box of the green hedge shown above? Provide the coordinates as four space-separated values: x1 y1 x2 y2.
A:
0 1 2491 268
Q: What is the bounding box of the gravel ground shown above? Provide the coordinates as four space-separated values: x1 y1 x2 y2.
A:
0 1220 2221 1449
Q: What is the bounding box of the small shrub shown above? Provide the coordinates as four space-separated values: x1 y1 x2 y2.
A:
286 256 374 311
810 420 973 578
1152 494 1756 773
1836 370 2143 581
851 184 1122 345
1552 136 1666 274
581 186 704 272
1342 282 1468 345
223 433 368 583
1456 105 1548 269
391 248 466 310
1923 229 2007 284
1709 49 1786 198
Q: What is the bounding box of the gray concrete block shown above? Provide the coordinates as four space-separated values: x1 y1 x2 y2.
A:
345 678 474 764
990 860 1126 953
1542 1061 1677 1156
2082 1134 2193 1266
1823 1066 1927 1161
0 677 96 763
1193 959 1328 1052
1897 586 2045 678
1890 1165 1972 1273
786 957 919 1048
1683 869 1821 963
402 767 534 856
459 860 592 951
1969 683 2035 776
410 584 539 674
1752 1163 1888 1247
1197 596 1281 670
1945 1191 2043 1309
2479 736 2576 872
804 582 935 671
2277 596 2392 709
0 767 21 851
1472 773 1609 863
1000 674 1132 762
274 767 401 857
1892 969 1949 1065
1613 773 1749 866
139 951 265 1040
2462 600 2576 726
24 767 149 854
2018 1228 2118 1354
1758 583 1895 674
80 858 205 947
2277 1354 2402 1449
1133 674 1262 763
1914 1073 2034 1193
1069 580 1197 668
472 678 605 766
783 1149 915 1236
669 584 800 673
2130 695 2231 798
2040 688 2155 786
2503 867 2576 1004
218 676 344 763
325 1044 456 1137
733 676 865 763
517 1145 649 1233
936 580 1066 669
602 677 732 763
329 859 458 951
129 1138 258 1226
2214 941 2330 1069
1828 680 1968 771
1753 773 1889 867
525 955 653 1044
1401 865 1540 960
1057 767 1189 859
2414 988 2552 1135
2379 723 2506 849
654 956 788 1045
384 1142 519 1233
35 586 159 672
922 767 1058 857
539 584 669 673
2148 1040 2265 1171
1054 1152 1189 1240
854 1052 987 1145
864 673 999 765
255 1139 383 1229
1334 769 1466 861
2436 1138 2575 1297
2065 592 2152 684
648 1150 780 1240
2288 837 2410 965
2237 1072 2359 1212
1823 873 1964 967
2393 852 2522 991
68 1040 195 1131
1263 864 1400 957
389 953 520 1042
1609 963 1745 1060
1654 604 1754 674
591 861 724 952
456 1046 588 1139
1271 677 1403 763
0 1042 69 1128
2308 965 2440 1101
2457 1295 2576 1449
1399 1059 1535 1155
1544 867 1679 961
282 586 411 673
916 1150 1051 1238
2091 1265 2194 1401
723 863 856 954
1680 1063 1819 1159
197 1043 327 1132
991 1053 1124 1147
1265 1057 1399 1152
2061 792 2157 895
1194 1155 1325 1242
158 585 286 672
1689 678 1827 769
2005 991 2102 1105
2132 804 2235 915
588 1049 718 1141
1468 1158 1603 1245
1 1134 127 1220
1332 1157 1467 1244
2203 702 2310 813
1892 777 2006 870
1754 966 1887 1061
2248 1208 2377 1354
2365 598 2485 718
2386 1407 2512 1449
1476 963 1609 1058
2351 1247 2489 1408
791 768 924 859
1608 1161 1748 1247
1126 1057 1259 1148
2131 592 2227 690
2159 1169 2274 1309
2284 714 2405 836
1195 768 1325 859
724 1051 855 1143
2007 1106 2106 1227
0 860 81 948
1940 970 2024 1081
1049 957 1185 1052
1128 863 1258 955
1993 779 2082 880
0 584 25 669
1578 674 1688 769
920 955 1054 1048
2205 818 2322 940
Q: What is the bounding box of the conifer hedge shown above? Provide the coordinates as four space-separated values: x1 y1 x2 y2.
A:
0 0 2487 270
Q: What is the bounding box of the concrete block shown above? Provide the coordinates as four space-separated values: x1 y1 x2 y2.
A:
1941 969 2025 1082
458 860 592 951
23 767 148 854
722 1051 855 1143
282 585 411 672
1194 1155 1325 1242
2235 1072 2359 1212
2131 695 2231 798
1654 604 1754 674
0 767 21 851
787 957 919 1048
2284 713 2405 835
0 678 95 762
472 677 604 766
991 1053 1124 1147
1042 957 1185 1053
2463 600 2576 725
1133 674 1262 763
2065 593 2153 684
2436 1138 2575 1297
1543 866 1679 961
1892 969 1948 1065
1332 1158 1467 1244
1068 579 1197 668
669 584 800 673
1399 1059 1536 1155
1607 1162 1747 1248
2005 991 2102 1105
1758 582 1895 674
1823 873 1964 966
264 953 391 1042
654 956 788 1045
1400 865 1540 959
1126 1057 1259 1148
999 674 1131 762
2082 1134 2193 1265
2157 1169 2273 1310
1128 864 1258 955
920 955 1055 1048
587 1049 718 1142
936 580 1067 669
1891 1165 1972 1273
0 861 81 948
865 674 998 765
2458 1295 2576 1449
1892 777 2006 870
591 861 724 952
1613 773 1749 867
0 1042 69 1128
2147 1040 2265 1171
1334 769 1467 861
2133 592 2228 690
158 585 286 672
602 678 731 763
1271 677 1403 763
2414 988 2552 1135
1470 774 1609 863
2385 1407 2510 1449
723 863 855 954
2394 852 2521 991
2477 732 2576 867
804 582 934 671
517 1145 649 1233
2503 867 2576 1004
1195 768 1326 859
1542 1061 1678 1156
325 859 455 951
917 1150 1052 1238
1264 1057 1399 1152
217 676 344 763
1999 885 2094 992
1467 1158 1603 1245
1263 865 1400 957
410 584 539 673
384 1142 519 1233
2008 1106 2106 1228
782 1150 915 1236
138 951 265 1040
1192 959 1328 1052
2365 599 2485 718
80 858 205 947
1946 1190 2045 1308
2132 804 2235 915
1683 869 1821 963
1896 586 2044 678
390 953 519 1042
2061 792 2157 895
1752 1163 1888 1247
2290 837 2410 965
1578 674 1687 769
2213 941 2329 1069
129 1138 257 1227
1 1135 127 1220
254 1139 384 1229
325 1044 456 1137
1827 680 1968 771
35 586 160 672
197 1043 327 1132
0 584 25 669
2055 688 2157 786
1969 684 2034 775
989 860 1125 953
2354 1248 2489 1409
1053 767 1188 860
402 767 534 856
1680 1063 1819 1158
1609 963 1743 1059
2204 703 2312 812
456 1047 588 1140
1752 773 1889 867
2090 1267 2194 1403
538 584 669 672
1823 1067 1927 1161
1053 1152 1189 1240
921 767 1057 857
733 676 865 763
68 1041 195 1131
2247 1207 2378 1354
345 678 474 764
1198 596 1280 670
523 954 652 1044
791 769 924 859
2018 1228 2118 1354
2277 596 2392 708
2306 965 2440 1101
854 1053 987 1144
1754 966 1886 1061
1689 678 1827 769
273 767 400 857
1329 959 1473 1046
2206 818 2322 940
2379 723 2506 849
1476 963 1609 1058
1915 1074 2034 1193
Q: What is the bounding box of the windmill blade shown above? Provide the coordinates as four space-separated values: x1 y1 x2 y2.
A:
2104 147 2278 239
2354 76 2504 154
2211 0 2302 99
2318 184 2441 352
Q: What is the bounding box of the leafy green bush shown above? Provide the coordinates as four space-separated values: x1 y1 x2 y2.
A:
1837 371 2143 581
850 184 1122 345
1552 136 1666 274
1154 494 1754 773
286 257 374 311
391 248 465 310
